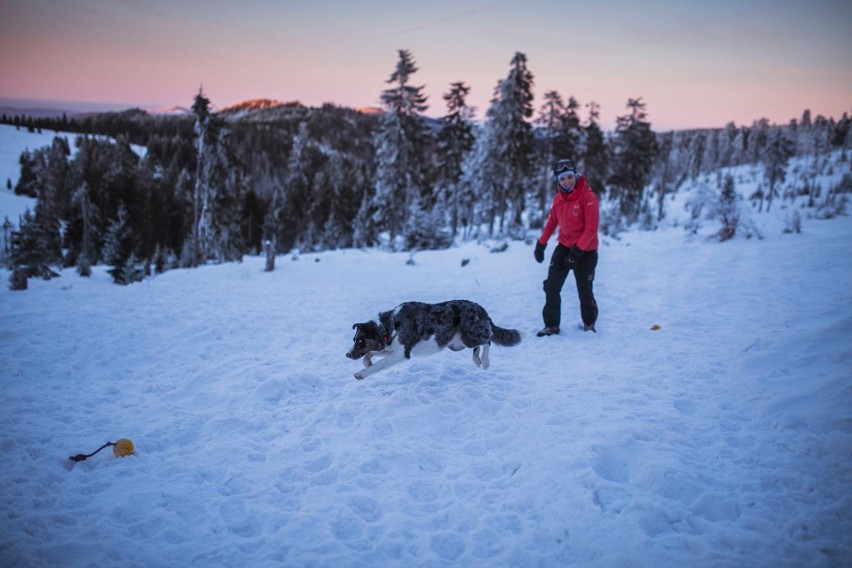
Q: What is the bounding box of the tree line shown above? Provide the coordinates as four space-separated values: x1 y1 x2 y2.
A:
3 50 850 289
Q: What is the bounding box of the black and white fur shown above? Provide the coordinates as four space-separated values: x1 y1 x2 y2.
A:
346 300 521 380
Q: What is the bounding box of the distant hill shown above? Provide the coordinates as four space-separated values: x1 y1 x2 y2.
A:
0 106 72 119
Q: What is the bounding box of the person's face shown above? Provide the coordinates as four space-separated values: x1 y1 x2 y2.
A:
557 172 576 192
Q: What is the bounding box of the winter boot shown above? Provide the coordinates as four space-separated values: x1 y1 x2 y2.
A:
536 326 560 337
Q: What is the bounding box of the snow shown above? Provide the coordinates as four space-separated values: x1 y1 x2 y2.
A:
1 129 851 567
0 125 55 223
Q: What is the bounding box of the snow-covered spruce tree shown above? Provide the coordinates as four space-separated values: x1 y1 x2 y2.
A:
316 153 364 250
351 195 380 248
371 49 431 248
303 163 332 252
14 150 38 197
582 101 610 199
481 52 535 236
71 182 100 275
456 122 490 240
103 205 141 284
718 122 738 168
686 131 706 180
282 123 314 250
1 216 12 263
608 97 659 223
191 88 244 264
731 127 747 167
403 196 451 251
536 91 582 164
189 89 210 267
716 174 740 242
747 118 771 165
9 209 60 287
701 129 722 174
533 91 583 226
761 128 794 212
435 81 475 240
262 180 284 253
652 131 675 222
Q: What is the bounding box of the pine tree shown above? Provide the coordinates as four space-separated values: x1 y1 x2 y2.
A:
436 81 475 239
190 88 211 266
718 123 737 167
533 91 584 226
583 101 610 198
103 205 138 284
10 209 60 282
14 151 38 197
191 87 244 263
1 216 12 258
762 128 794 212
71 182 100 270
456 123 490 240
716 174 739 241
653 131 675 221
317 154 361 250
748 118 771 164
609 97 659 223
371 49 431 247
352 195 379 248
536 91 582 164
277 123 323 251
482 52 535 235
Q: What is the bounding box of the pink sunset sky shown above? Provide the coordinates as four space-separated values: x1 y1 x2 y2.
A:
1 0 850 131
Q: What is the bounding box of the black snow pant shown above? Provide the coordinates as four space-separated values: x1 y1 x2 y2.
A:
542 244 598 329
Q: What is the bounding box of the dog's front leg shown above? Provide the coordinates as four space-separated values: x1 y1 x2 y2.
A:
355 347 404 380
364 348 395 368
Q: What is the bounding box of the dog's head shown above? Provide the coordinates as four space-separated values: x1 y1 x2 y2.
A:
345 322 386 360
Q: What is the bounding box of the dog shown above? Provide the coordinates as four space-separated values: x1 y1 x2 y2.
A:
346 300 521 380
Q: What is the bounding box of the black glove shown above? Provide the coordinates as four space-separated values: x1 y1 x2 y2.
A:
534 241 546 263
564 245 583 268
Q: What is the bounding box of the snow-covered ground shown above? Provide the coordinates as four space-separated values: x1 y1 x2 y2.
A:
1 127 851 567
0 125 53 223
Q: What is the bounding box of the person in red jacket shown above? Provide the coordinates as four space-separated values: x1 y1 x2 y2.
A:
534 159 599 336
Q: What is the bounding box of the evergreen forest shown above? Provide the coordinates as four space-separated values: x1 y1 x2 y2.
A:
3 50 851 287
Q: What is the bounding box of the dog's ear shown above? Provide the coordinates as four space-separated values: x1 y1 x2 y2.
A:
352 324 358 330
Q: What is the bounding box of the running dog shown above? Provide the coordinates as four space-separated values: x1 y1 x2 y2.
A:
346 300 521 380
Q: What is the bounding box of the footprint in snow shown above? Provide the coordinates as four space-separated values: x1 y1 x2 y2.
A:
593 445 630 484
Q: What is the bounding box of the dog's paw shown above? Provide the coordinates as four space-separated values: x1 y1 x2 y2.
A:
354 371 365 380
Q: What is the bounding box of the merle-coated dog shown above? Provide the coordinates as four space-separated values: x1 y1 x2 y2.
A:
346 300 521 380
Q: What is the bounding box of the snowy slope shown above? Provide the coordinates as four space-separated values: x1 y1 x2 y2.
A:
0 125 55 223
1 128 851 567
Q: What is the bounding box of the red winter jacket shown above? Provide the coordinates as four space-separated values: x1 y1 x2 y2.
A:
538 175 599 252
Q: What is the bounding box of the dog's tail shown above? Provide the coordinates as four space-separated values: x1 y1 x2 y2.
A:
490 323 521 347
